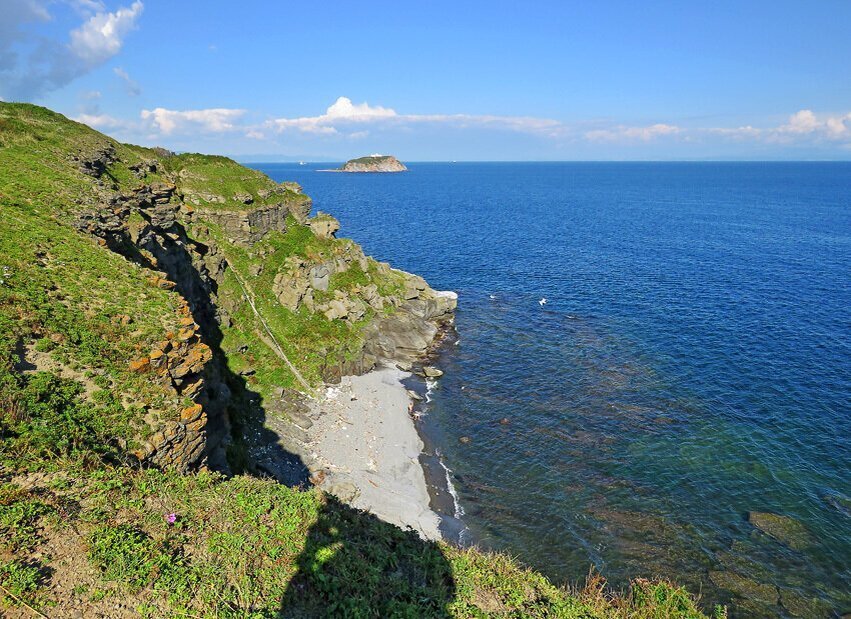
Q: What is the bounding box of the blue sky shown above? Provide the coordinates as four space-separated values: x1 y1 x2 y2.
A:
3 0 850 160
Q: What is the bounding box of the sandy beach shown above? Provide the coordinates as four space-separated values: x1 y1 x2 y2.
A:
303 367 442 540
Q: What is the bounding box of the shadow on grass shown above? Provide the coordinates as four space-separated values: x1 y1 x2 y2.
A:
279 495 455 618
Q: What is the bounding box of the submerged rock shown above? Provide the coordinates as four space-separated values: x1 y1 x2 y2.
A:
709 570 779 606
748 511 812 550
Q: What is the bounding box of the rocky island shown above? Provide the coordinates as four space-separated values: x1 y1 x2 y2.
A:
338 154 407 173
0 103 713 618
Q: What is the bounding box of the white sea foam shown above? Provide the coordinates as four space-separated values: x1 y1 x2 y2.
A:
437 453 465 519
425 378 438 403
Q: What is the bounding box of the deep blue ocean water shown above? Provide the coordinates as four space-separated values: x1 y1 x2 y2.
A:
251 162 851 616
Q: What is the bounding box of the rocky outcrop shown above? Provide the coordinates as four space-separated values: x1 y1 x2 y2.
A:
362 289 457 368
197 203 289 245
71 143 117 178
129 301 218 471
309 213 340 239
77 182 234 473
195 192 311 246
339 155 407 173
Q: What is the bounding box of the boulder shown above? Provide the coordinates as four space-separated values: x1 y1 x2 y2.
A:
309 264 331 291
310 214 340 239
274 273 311 311
323 299 349 321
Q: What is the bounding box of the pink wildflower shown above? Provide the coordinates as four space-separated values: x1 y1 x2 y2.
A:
165 512 177 524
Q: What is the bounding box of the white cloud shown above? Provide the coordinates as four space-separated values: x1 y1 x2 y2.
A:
69 1 143 64
326 96 396 120
776 109 851 140
585 123 681 142
113 66 140 96
779 109 820 134
0 1 143 101
271 97 395 134
270 96 566 138
141 107 246 135
67 0 107 15
74 112 128 129
709 109 851 144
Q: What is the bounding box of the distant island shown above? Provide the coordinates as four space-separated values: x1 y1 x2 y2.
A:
338 154 407 173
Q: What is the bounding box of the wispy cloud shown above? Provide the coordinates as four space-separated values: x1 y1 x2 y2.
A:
69 95 851 158
0 0 143 101
140 107 246 135
74 112 129 130
266 98 851 149
113 67 140 96
709 110 851 143
585 123 681 142
269 97 566 138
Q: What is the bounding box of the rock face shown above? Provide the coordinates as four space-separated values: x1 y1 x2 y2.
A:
195 195 311 245
309 213 340 239
339 155 407 173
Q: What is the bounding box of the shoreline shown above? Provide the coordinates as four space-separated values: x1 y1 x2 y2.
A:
303 366 443 540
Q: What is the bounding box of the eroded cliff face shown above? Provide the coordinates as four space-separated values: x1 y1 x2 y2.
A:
72 149 453 475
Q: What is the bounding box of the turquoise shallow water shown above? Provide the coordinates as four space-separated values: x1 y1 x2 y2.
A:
251 162 851 617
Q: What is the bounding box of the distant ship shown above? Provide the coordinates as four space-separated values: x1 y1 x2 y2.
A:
298 161 306 166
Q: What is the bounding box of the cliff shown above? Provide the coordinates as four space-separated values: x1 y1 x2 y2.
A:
339 154 407 172
0 103 714 618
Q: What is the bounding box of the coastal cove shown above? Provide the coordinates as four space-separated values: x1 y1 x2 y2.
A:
251 161 851 617
3 1 850 615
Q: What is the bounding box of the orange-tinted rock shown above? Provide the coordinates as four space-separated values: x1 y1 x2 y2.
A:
181 378 204 398
177 328 195 342
186 417 206 432
129 357 151 373
180 403 203 421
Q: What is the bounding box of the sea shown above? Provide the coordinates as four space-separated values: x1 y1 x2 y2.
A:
249 161 851 617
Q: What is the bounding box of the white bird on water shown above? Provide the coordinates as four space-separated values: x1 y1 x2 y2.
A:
539 298 548 306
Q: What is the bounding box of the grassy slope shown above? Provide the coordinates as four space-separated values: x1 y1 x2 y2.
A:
0 103 721 618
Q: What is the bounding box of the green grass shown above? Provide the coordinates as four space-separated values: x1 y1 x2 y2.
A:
344 155 397 165
0 466 722 617
0 559 45 605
